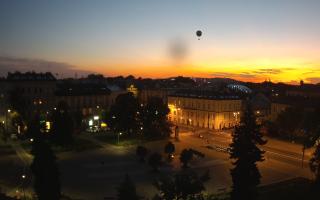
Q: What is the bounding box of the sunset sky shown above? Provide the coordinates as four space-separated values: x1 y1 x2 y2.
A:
1 0 320 83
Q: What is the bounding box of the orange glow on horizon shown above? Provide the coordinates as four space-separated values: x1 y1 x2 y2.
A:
81 58 320 84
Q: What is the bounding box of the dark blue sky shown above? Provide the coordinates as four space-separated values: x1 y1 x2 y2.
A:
1 0 320 83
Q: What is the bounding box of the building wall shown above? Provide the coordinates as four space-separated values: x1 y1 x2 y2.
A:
168 96 242 130
55 90 127 116
4 80 56 112
270 103 290 121
138 89 168 104
55 94 109 115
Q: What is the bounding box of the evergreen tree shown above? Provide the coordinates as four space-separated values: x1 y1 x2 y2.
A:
51 101 74 146
117 174 140 200
229 104 266 200
310 143 320 185
25 114 41 139
30 138 61 200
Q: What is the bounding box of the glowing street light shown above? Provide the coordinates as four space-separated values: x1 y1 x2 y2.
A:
117 132 122 144
7 109 11 113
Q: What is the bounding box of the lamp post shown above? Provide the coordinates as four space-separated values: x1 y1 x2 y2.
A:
21 174 26 200
117 132 122 144
5 109 11 134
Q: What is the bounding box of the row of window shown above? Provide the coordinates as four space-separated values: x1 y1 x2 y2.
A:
16 87 54 95
169 98 241 111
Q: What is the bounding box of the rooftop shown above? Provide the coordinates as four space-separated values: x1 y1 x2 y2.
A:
169 90 240 100
6 72 56 81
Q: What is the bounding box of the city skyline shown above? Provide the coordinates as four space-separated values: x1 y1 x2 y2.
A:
1 0 320 84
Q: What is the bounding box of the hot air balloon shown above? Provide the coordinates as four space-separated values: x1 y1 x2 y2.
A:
196 30 202 40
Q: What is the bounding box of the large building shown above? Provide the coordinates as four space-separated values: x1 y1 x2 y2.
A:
168 93 242 130
1 72 57 113
138 88 169 104
55 81 126 116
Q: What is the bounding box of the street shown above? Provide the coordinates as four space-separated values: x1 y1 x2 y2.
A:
0 128 315 200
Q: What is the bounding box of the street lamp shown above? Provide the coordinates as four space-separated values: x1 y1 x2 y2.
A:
5 109 11 134
21 174 26 200
117 132 122 144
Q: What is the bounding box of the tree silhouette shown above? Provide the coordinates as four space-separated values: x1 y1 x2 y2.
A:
148 153 162 172
179 148 204 169
310 143 320 185
154 169 209 200
117 174 140 200
141 97 172 139
8 88 30 119
30 138 60 200
164 142 175 161
108 93 140 136
229 104 267 200
51 101 74 146
25 114 42 139
136 145 148 162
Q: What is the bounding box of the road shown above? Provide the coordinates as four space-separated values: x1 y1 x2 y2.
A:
183 127 313 168
57 130 314 199
0 140 33 198
0 129 315 200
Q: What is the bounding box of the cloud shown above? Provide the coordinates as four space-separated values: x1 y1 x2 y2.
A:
211 72 257 79
0 56 93 78
305 77 320 84
253 68 283 75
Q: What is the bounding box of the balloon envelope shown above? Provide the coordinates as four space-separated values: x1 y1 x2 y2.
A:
196 30 202 37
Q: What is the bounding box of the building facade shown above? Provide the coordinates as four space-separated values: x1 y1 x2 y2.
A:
138 88 168 104
2 72 56 113
168 95 242 130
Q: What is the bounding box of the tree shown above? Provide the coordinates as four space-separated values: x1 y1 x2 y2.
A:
179 149 204 169
310 143 320 185
51 101 74 146
154 169 209 200
180 149 193 169
136 146 148 162
25 114 42 139
229 104 267 200
301 107 320 164
72 110 84 130
164 142 175 161
8 88 30 119
30 138 61 200
117 174 140 200
141 97 172 138
108 93 140 136
275 106 304 141
148 153 162 172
